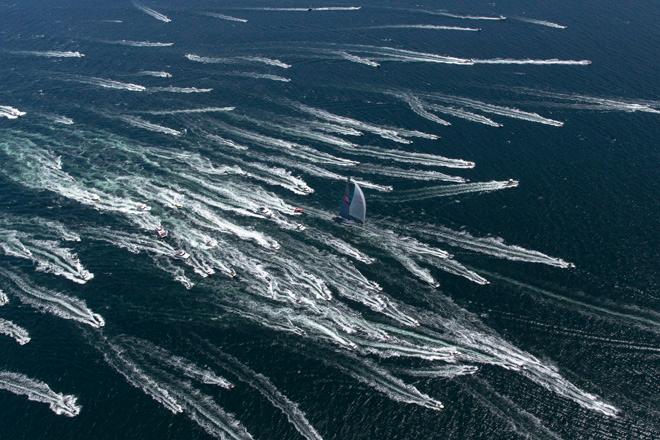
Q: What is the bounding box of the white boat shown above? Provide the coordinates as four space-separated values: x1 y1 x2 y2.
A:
155 226 168 239
136 202 151 212
174 249 190 260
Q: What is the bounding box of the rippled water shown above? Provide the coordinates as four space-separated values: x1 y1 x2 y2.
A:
1 1 658 439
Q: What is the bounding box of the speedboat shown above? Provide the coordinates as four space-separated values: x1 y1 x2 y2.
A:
136 202 151 212
506 179 518 187
295 223 306 231
155 226 168 239
293 207 304 214
201 266 215 276
174 249 190 260
257 206 274 218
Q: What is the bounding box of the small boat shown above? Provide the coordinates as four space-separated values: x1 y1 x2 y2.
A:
334 177 366 224
293 207 304 214
506 179 518 187
295 223 306 231
201 266 215 276
257 206 274 218
136 202 151 212
89 194 101 202
174 249 190 260
155 226 168 239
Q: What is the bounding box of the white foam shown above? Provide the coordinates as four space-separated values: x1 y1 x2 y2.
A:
0 318 31 345
106 40 174 47
336 51 380 67
69 76 146 91
514 17 567 29
472 58 591 65
137 70 172 78
368 24 480 31
202 12 248 23
0 106 26 119
118 115 182 136
0 268 105 328
145 107 235 116
133 2 171 22
0 371 81 416
149 86 213 93
13 50 85 58
385 180 518 202
204 345 323 440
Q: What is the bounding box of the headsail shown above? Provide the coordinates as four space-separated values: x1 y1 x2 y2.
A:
339 177 366 223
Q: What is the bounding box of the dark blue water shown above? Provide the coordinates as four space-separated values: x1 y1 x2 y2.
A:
1 1 658 439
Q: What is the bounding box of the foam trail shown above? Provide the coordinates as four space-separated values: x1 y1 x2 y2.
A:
356 164 467 182
104 40 173 47
0 233 94 284
227 71 291 82
97 335 254 439
185 53 290 69
0 268 105 328
289 101 439 143
0 106 26 119
237 6 361 11
208 121 357 166
241 56 291 69
118 337 233 389
0 318 31 345
0 290 8 306
336 51 380 68
348 144 474 169
202 343 324 440
11 50 85 58
134 2 171 22
144 107 235 115
118 115 182 136
137 70 172 78
149 86 213 93
45 114 74 125
407 223 575 268
434 11 506 21
97 336 184 414
320 351 444 411
510 88 660 114
368 24 480 31
205 133 249 150
423 103 502 127
404 95 451 126
345 45 474 65
68 76 146 91
0 372 81 417
202 12 248 23
306 229 375 264
514 17 567 29
427 94 564 126
384 181 518 202
396 365 478 378
472 58 591 65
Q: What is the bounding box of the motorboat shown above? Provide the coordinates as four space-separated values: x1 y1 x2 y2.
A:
293 207 304 214
155 226 168 239
174 249 190 260
257 206 274 218
136 202 151 212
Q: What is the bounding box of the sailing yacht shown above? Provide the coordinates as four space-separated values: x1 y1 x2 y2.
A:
335 177 366 224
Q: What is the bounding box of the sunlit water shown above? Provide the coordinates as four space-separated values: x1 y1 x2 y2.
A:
0 1 658 439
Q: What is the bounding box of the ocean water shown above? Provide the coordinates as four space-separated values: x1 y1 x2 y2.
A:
0 1 658 439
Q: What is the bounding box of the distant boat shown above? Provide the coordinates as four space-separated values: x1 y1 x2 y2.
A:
336 177 366 223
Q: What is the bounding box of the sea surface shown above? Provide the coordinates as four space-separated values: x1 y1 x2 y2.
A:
0 1 658 439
